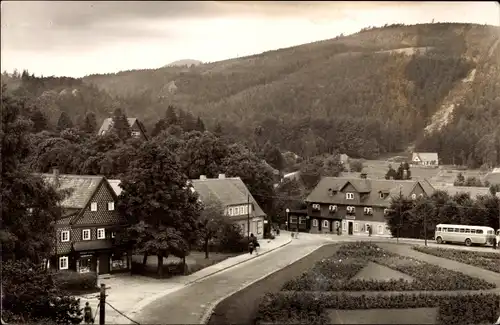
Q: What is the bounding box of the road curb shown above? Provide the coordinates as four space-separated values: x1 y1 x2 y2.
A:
199 242 330 325
187 237 292 285
128 237 292 321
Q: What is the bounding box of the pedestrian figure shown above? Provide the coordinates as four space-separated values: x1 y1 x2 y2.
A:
276 228 280 236
250 233 260 255
295 231 299 239
336 225 341 236
368 225 372 237
248 240 254 254
493 235 497 250
83 302 93 324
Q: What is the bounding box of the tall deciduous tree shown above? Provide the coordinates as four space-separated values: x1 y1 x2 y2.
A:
1 88 63 262
56 111 73 132
197 198 226 258
117 139 201 276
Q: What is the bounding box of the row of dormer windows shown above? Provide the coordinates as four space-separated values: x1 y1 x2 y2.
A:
312 205 373 215
336 192 422 200
90 201 115 212
227 204 252 216
60 229 115 242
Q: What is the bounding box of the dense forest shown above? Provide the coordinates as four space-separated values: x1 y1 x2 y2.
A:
2 23 500 166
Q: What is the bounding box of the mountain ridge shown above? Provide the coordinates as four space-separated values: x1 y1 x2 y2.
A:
4 22 500 167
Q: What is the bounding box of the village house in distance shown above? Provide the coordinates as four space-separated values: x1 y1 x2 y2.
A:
40 169 130 274
97 117 148 140
411 152 439 167
287 176 435 236
190 174 267 239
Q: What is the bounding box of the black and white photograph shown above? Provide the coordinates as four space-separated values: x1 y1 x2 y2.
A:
1 1 500 324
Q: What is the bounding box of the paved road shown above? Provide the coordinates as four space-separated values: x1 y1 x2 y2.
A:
131 233 500 324
133 235 332 324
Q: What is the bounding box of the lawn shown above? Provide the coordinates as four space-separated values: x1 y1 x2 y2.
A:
413 246 500 274
131 251 238 278
255 242 499 325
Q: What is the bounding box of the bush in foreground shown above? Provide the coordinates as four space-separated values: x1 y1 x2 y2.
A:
53 271 98 293
257 291 500 325
1 260 82 324
413 246 500 273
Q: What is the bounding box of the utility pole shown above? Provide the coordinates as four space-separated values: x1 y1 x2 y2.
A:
397 185 402 244
99 283 106 325
424 205 428 246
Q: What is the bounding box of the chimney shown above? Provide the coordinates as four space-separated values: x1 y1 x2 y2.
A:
218 173 226 179
199 175 207 180
53 168 60 187
360 173 367 179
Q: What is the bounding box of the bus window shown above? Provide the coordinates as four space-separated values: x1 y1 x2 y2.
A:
437 227 441 231
471 229 476 233
454 228 460 232
448 228 454 232
487 230 493 234
476 229 483 234
459 229 465 233
465 229 470 233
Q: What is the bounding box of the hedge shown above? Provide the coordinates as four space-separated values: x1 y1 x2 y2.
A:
256 291 500 325
282 242 495 291
413 246 500 274
53 271 98 293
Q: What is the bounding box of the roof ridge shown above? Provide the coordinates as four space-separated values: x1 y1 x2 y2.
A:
39 173 104 179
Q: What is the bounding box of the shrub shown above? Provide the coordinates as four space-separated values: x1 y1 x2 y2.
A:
257 292 500 325
1 260 82 324
53 271 98 293
413 246 500 273
216 223 247 253
284 242 495 291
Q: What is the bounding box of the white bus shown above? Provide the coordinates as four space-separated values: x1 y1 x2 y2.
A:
434 224 496 247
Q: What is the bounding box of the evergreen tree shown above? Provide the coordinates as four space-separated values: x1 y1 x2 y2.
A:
195 116 206 132
165 105 178 126
56 111 73 132
214 122 223 137
81 112 97 134
151 118 167 137
30 109 48 133
112 108 131 141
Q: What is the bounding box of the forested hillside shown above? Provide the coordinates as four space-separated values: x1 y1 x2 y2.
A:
2 23 499 166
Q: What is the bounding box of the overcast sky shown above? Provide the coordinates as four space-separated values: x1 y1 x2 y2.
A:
1 1 499 78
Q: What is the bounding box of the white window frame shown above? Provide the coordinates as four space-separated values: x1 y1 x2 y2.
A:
411 193 417 200
298 217 306 224
312 219 318 227
107 202 115 211
379 192 385 199
384 208 390 215
347 206 356 213
378 225 384 234
329 205 337 212
61 230 70 242
342 221 347 231
59 256 69 270
97 228 105 239
90 202 97 212
229 207 233 216
364 207 373 215
322 220 329 228
131 131 141 137
82 229 91 241
290 216 298 223
248 204 252 214
346 192 354 200
312 204 320 210
111 232 116 238
354 223 359 232
243 205 248 215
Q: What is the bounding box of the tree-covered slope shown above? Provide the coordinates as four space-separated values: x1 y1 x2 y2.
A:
3 23 499 165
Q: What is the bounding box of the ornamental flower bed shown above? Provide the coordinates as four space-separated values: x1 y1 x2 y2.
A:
413 246 500 274
282 242 495 291
256 291 500 325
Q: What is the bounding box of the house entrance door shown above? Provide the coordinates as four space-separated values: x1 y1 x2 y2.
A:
98 254 110 274
348 222 354 235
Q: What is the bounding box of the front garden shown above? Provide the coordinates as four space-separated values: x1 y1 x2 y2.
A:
256 242 500 325
413 246 500 274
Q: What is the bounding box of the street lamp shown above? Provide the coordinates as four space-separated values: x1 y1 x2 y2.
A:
285 208 290 231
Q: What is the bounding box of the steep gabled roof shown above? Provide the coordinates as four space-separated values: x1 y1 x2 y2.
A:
412 152 439 162
108 179 123 196
97 117 142 135
191 177 266 217
39 174 104 209
306 177 435 207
